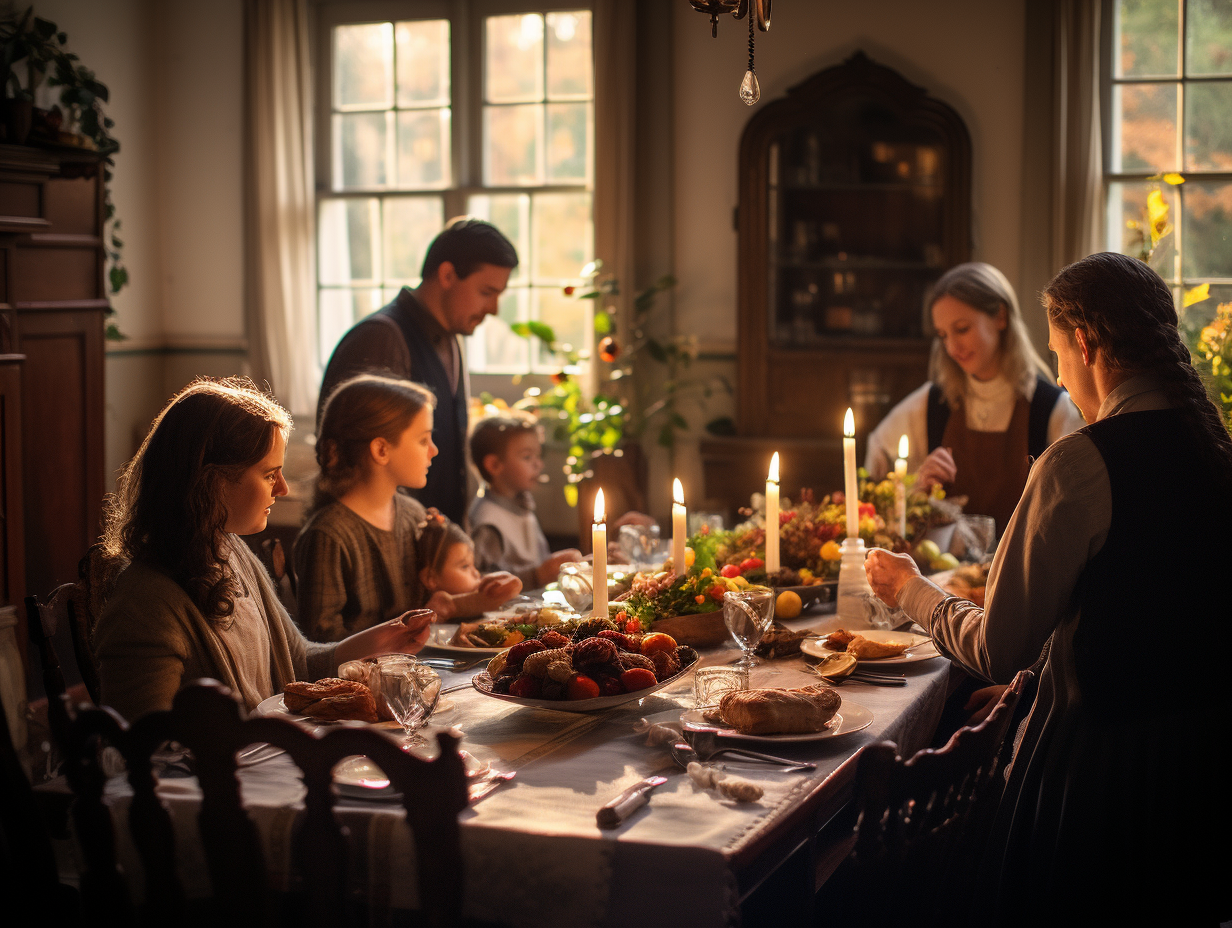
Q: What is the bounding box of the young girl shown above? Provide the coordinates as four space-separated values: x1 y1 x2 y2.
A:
417 518 484 596
93 377 431 721
295 374 520 641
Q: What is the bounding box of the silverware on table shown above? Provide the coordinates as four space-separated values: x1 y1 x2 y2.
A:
672 736 814 773
420 655 492 672
596 776 667 828
469 769 516 804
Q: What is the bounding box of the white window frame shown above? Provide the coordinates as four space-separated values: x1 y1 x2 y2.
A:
312 0 596 384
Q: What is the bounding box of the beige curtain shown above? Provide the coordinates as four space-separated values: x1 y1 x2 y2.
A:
1019 0 1103 332
243 0 318 418
591 0 637 396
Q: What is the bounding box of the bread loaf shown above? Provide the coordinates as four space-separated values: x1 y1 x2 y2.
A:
719 683 841 735
283 678 379 723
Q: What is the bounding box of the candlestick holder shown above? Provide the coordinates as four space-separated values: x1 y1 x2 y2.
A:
836 537 875 626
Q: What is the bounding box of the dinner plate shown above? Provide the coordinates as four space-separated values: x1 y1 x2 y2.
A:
425 625 505 654
252 693 404 730
470 660 696 713
799 628 940 665
679 702 873 743
332 751 489 802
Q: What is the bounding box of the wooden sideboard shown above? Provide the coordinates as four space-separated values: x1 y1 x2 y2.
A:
0 143 108 681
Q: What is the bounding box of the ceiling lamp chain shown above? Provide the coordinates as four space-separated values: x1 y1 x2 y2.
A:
688 0 771 105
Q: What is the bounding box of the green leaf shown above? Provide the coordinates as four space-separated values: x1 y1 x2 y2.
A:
657 423 676 448
593 310 611 335
109 266 128 294
646 339 668 363
564 484 579 508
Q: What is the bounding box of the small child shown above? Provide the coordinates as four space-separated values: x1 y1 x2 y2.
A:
417 517 506 599
468 415 583 588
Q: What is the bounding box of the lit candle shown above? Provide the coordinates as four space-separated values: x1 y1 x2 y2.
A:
766 452 780 574
843 408 859 538
672 478 687 574
592 488 608 619
895 434 909 538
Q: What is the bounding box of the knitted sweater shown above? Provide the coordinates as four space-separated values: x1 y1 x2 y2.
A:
94 538 337 721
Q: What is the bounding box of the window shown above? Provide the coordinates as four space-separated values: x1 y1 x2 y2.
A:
315 3 594 376
1104 0 1232 340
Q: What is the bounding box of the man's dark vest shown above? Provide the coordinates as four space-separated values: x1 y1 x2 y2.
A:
380 298 469 525
926 374 1062 460
1073 408 1231 714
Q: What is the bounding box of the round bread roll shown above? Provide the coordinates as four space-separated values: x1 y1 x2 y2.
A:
283 677 379 723
719 683 841 735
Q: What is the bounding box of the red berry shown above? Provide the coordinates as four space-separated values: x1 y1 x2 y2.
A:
509 674 542 699
563 285 576 295
567 674 601 700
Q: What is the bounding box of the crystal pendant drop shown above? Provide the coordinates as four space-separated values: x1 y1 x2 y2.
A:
739 69 760 105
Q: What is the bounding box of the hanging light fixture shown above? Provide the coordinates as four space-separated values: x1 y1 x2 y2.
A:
688 0 771 105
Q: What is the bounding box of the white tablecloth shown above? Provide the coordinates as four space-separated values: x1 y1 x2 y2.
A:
103 613 951 927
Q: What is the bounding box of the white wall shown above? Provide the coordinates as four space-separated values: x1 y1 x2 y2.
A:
672 0 1027 348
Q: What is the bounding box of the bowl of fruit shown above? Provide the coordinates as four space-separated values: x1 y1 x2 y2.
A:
472 617 699 712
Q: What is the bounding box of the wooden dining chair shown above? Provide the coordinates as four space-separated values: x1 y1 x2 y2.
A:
816 669 1033 928
55 679 470 928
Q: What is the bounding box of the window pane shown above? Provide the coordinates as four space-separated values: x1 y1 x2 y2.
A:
395 20 450 106
334 112 388 189
532 192 592 281
318 198 379 284
384 196 444 283
1107 180 1177 275
1114 0 1178 78
396 109 451 188
1184 82 1232 171
468 193 530 284
1187 0 1232 76
534 286 587 369
468 288 530 372
1113 83 1176 171
486 14 544 103
484 104 543 185
546 11 592 99
334 23 393 108
1182 180 1232 278
546 102 591 183
319 288 384 366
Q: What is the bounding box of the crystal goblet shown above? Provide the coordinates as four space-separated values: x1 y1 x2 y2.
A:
722 588 775 668
378 657 442 748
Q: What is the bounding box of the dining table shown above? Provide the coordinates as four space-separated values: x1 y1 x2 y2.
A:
97 606 957 928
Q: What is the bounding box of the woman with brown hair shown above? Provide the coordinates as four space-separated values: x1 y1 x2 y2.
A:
865 262 1085 533
93 377 431 721
865 253 1232 926
295 374 519 642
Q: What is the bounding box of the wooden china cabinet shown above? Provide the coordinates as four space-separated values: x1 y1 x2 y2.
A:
0 142 108 679
703 52 972 516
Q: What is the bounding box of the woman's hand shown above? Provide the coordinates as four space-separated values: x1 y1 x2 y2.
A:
916 446 956 489
334 609 434 664
864 548 923 608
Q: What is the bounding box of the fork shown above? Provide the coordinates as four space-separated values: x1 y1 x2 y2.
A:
679 732 816 771
420 656 491 672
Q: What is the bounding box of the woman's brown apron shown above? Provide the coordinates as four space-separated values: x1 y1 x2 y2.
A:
940 396 1032 534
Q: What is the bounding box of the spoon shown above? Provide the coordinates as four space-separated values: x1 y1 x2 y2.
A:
814 652 858 682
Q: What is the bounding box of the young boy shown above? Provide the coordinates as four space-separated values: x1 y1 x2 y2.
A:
468 415 583 588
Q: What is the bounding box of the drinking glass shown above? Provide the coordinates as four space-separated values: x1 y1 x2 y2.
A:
722 589 775 667
693 664 749 708
378 657 442 747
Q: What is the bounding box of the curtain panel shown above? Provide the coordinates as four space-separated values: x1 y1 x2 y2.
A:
243 0 318 418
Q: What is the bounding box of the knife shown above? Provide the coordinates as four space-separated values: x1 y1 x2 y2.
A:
596 776 667 828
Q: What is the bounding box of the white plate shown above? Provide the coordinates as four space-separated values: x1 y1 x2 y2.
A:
332 751 488 802
680 702 873 742
425 625 505 654
800 628 940 665
252 693 403 730
471 661 696 713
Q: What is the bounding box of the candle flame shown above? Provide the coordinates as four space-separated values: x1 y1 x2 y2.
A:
898 434 909 459
673 478 684 505
593 488 606 523
768 452 780 483
843 408 855 438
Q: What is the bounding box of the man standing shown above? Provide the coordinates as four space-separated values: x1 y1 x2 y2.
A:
318 218 517 525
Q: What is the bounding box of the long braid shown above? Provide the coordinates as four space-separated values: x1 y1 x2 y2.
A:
1043 253 1232 476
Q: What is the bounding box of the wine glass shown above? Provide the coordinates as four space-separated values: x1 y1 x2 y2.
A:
378 657 442 748
722 588 776 668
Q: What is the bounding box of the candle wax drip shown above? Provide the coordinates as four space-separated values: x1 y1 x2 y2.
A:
740 70 760 105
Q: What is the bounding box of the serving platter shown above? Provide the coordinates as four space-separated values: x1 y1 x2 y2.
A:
680 702 873 743
800 628 940 666
471 661 696 713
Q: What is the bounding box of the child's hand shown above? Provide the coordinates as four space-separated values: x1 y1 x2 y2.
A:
477 571 522 605
335 610 432 663
425 590 457 622
535 549 583 587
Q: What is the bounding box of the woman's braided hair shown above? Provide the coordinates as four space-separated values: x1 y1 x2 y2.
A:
1043 252 1232 474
